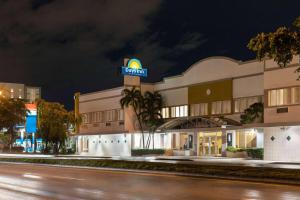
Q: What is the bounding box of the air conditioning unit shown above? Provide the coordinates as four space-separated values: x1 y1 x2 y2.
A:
277 107 288 113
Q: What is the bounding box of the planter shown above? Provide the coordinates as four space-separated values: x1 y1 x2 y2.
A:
226 151 248 158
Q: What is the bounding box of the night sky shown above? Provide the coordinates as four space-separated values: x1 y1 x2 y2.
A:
0 0 299 110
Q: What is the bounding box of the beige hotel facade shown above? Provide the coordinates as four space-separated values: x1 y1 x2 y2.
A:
73 56 300 161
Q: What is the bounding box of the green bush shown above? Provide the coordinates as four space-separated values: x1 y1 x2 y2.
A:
226 146 245 153
2 146 24 153
131 149 165 156
226 147 263 159
245 148 264 159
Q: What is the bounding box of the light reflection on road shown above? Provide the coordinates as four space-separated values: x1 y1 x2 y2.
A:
0 163 298 200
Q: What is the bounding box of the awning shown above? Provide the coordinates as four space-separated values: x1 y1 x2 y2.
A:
157 116 241 132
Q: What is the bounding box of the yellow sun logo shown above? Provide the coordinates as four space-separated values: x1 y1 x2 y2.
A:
128 59 142 69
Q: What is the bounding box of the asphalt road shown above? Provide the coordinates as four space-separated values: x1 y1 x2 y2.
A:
0 163 299 200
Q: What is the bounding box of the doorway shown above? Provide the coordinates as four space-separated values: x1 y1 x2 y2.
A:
198 132 222 156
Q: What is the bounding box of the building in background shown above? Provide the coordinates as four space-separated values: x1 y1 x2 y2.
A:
0 82 41 103
74 57 300 162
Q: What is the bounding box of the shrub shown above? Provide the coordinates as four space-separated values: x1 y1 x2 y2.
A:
245 148 264 159
226 147 263 159
226 146 245 153
131 149 165 156
13 146 24 153
2 146 24 153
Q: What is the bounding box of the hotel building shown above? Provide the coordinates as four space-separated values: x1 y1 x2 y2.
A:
0 82 41 102
74 56 300 161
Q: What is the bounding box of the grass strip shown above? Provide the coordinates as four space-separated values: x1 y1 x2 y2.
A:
0 157 299 182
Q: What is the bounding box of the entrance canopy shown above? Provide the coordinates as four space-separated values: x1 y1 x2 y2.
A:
157 116 241 132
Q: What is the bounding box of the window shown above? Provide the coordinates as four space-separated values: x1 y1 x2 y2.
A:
18 88 22 99
117 109 124 121
99 111 104 122
82 137 89 152
211 100 231 115
190 103 208 116
222 100 231 114
234 96 262 113
82 114 89 124
161 107 169 118
10 88 14 98
170 105 188 118
176 106 180 117
291 87 300 104
268 88 289 106
106 110 113 122
160 134 165 148
92 112 97 123
171 107 176 118
211 101 222 115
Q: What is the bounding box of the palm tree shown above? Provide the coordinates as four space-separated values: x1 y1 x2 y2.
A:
139 91 163 149
240 102 264 124
120 87 145 148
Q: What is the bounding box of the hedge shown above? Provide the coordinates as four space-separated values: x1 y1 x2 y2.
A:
245 148 264 159
131 149 165 156
226 147 264 159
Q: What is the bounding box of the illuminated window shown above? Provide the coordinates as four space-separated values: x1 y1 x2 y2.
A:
171 107 176 117
176 106 180 117
10 89 14 98
82 137 89 152
234 96 261 113
161 107 169 118
211 100 231 114
291 87 300 104
268 88 289 106
190 103 208 116
106 110 113 122
117 109 124 121
82 114 89 124
170 105 188 118
18 88 22 99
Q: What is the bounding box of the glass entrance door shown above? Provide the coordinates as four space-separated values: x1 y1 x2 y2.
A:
198 132 222 156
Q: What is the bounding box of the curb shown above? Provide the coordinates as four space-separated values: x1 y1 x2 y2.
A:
0 161 300 186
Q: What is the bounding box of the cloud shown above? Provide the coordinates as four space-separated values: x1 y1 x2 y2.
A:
129 32 207 81
174 32 207 52
0 0 161 48
0 0 209 109
0 0 162 78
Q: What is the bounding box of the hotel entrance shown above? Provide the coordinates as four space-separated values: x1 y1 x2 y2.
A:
198 132 222 156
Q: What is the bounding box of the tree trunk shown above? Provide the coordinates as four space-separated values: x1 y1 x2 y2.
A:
146 134 151 149
54 143 58 155
8 126 14 153
152 131 155 150
45 141 48 154
134 109 145 148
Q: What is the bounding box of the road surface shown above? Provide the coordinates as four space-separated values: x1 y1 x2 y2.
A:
0 163 299 200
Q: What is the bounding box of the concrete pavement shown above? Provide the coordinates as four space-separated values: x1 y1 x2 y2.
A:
0 162 299 199
0 153 299 169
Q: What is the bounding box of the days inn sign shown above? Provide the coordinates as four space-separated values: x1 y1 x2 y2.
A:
121 58 148 77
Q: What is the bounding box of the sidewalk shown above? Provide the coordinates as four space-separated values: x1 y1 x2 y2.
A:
0 155 300 185
0 153 299 169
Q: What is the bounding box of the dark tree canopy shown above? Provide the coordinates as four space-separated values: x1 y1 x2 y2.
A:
248 17 300 73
